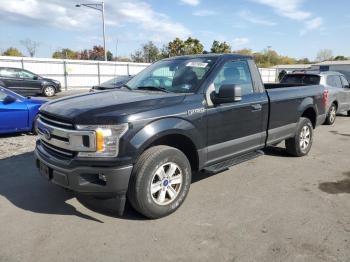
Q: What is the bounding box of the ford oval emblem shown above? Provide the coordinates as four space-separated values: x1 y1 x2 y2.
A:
43 129 52 140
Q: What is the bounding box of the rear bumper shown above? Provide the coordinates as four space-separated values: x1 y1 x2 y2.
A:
316 113 326 126
34 145 133 196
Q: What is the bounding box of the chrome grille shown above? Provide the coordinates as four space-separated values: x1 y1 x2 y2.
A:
37 114 96 158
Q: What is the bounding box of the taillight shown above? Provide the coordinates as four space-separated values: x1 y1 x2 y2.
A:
323 89 328 110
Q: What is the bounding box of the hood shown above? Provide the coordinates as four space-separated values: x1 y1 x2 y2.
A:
26 97 48 106
40 90 185 124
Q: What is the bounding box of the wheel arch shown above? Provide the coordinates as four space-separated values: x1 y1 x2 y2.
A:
129 118 203 171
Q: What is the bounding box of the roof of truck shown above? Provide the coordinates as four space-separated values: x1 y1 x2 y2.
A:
164 53 252 60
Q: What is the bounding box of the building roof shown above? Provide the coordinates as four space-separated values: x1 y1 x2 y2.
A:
271 64 312 69
313 60 350 65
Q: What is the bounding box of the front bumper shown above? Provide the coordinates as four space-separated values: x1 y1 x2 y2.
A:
34 144 133 196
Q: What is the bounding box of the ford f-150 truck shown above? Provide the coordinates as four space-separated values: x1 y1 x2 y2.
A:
34 54 327 218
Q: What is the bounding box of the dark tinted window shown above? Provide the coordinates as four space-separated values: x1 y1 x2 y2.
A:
214 60 253 95
0 68 18 78
327 75 342 88
281 74 320 85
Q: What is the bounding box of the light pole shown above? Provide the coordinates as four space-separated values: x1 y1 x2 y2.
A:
76 2 107 61
267 45 272 67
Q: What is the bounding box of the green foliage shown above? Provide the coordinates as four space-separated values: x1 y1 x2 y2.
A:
52 48 79 59
334 55 348 61
2 47 23 57
131 41 160 63
210 40 231 53
183 37 204 55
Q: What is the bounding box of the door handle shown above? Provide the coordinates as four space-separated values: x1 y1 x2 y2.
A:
251 104 262 111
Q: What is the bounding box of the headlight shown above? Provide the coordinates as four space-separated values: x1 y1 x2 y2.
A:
76 124 128 158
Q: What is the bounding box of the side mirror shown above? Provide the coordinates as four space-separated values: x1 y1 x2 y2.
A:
3 95 16 104
344 85 349 89
211 84 242 104
33 76 39 80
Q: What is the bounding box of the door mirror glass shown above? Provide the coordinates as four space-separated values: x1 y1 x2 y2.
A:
211 84 242 104
3 95 16 104
33 75 39 80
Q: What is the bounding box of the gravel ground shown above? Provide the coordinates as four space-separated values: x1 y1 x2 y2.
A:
0 108 349 261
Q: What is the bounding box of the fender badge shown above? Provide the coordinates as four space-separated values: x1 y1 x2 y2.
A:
187 108 205 116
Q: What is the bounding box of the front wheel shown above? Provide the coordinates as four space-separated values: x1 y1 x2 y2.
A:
285 117 313 157
42 86 56 97
324 104 336 125
127 145 192 219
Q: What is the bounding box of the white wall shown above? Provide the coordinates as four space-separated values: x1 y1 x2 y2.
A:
0 56 277 89
0 56 149 89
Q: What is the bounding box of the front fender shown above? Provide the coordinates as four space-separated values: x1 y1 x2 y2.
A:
129 117 203 155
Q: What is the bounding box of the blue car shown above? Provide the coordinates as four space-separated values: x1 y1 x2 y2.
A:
0 86 47 134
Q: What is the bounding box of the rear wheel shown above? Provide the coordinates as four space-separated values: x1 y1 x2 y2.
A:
324 103 336 125
42 86 56 97
285 117 313 157
127 145 191 219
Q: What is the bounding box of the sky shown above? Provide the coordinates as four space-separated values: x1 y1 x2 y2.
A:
0 0 349 60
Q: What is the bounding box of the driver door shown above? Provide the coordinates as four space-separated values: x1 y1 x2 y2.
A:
0 90 28 132
206 60 267 164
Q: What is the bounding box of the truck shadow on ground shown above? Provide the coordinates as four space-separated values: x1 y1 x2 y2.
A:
329 130 350 137
0 152 145 222
318 171 350 194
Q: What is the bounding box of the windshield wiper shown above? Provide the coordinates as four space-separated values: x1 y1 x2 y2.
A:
136 86 171 93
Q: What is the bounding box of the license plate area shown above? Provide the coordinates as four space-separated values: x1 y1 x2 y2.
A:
39 162 52 180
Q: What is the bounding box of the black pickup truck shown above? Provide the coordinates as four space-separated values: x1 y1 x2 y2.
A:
35 54 326 218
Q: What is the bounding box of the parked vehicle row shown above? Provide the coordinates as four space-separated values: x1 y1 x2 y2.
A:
34 54 327 219
280 71 350 125
0 67 61 97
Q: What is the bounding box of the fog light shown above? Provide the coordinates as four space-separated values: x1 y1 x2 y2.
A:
98 173 107 182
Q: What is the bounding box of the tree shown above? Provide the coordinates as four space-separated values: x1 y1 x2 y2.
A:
210 40 231 53
130 50 144 62
52 48 79 59
142 41 160 62
20 38 39 57
297 58 311 64
2 47 23 57
232 48 252 55
107 50 113 61
316 49 333 62
183 37 204 55
167 38 185 57
88 45 105 60
334 55 348 61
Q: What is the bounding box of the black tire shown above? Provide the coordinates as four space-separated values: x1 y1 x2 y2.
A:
285 117 313 157
42 86 56 97
324 103 336 125
127 145 192 219
347 110 350 116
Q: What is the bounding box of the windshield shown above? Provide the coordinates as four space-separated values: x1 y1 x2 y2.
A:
102 75 131 86
281 74 320 85
0 86 25 101
127 57 217 93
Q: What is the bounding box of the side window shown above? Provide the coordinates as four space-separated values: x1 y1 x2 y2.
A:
0 68 18 78
213 61 253 95
326 75 342 88
18 70 35 79
340 76 349 87
0 90 7 101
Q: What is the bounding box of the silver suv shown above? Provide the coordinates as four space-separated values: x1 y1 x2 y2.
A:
281 71 350 125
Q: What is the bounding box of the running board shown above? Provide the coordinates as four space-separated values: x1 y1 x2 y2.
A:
203 150 264 174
